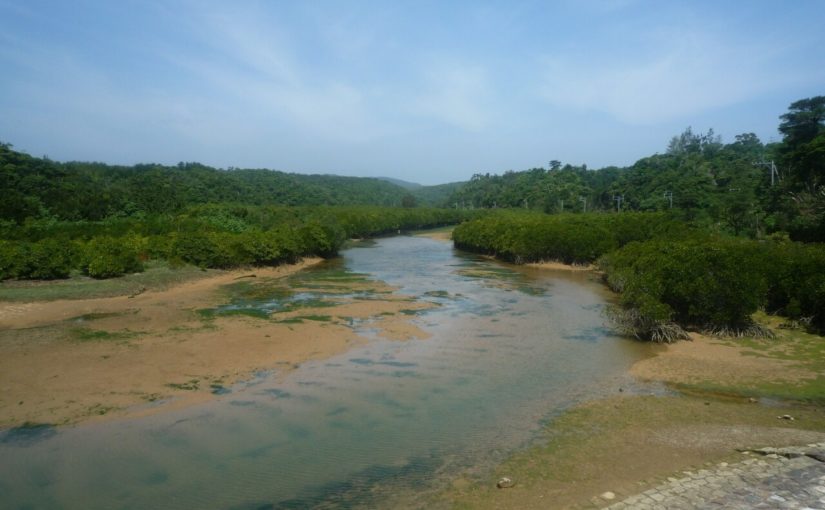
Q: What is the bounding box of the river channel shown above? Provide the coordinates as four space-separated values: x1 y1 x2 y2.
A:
0 234 657 509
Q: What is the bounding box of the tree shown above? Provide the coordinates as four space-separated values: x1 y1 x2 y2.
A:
779 96 825 188
401 194 417 208
777 96 825 240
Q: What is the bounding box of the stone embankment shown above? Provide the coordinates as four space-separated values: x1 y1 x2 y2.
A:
604 443 825 509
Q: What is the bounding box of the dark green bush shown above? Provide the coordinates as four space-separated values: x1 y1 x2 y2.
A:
761 241 825 331
82 236 144 278
17 239 77 279
0 240 23 280
172 231 239 269
599 237 791 339
452 211 687 265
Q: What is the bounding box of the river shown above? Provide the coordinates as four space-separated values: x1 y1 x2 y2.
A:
0 235 656 509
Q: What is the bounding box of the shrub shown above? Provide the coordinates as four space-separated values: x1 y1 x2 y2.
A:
599 238 771 338
82 236 144 278
17 239 77 280
762 241 825 332
0 240 23 280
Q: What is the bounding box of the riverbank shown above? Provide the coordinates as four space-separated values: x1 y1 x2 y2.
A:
0 257 435 429
443 322 825 509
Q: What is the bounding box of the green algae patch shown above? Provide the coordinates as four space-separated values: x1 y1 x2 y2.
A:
70 327 143 342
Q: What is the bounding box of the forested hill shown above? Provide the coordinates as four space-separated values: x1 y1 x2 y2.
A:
448 130 774 220
445 96 825 241
0 144 433 222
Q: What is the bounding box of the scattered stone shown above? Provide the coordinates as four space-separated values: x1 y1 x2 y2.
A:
128 286 147 298
605 443 825 510
600 491 616 500
808 452 825 463
496 477 515 489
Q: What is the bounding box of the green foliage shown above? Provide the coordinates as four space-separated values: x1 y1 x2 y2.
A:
0 240 23 280
0 143 461 223
82 236 144 278
17 239 77 280
600 238 768 331
455 210 825 338
761 241 825 331
453 211 688 265
0 205 472 280
600 238 825 337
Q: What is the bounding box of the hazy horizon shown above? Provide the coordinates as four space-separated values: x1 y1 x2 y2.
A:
1 0 824 185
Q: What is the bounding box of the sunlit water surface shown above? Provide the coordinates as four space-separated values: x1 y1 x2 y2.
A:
0 236 658 509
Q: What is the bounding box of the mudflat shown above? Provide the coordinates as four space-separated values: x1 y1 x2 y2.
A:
443 324 825 509
0 258 434 428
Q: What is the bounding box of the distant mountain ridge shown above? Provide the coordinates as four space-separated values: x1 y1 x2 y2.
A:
376 177 423 190
0 142 467 222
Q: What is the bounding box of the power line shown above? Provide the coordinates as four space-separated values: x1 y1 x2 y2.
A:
753 160 780 186
613 194 624 212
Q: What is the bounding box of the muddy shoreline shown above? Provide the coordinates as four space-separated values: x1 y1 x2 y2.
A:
443 326 825 509
3 233 823 509
0 257 435 429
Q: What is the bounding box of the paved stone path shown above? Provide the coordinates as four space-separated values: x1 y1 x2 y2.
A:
604 443 825 509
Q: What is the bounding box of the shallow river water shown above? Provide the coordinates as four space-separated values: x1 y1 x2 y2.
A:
0 235 656 509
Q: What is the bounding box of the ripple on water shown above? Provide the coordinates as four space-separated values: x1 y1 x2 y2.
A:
0 235 658 510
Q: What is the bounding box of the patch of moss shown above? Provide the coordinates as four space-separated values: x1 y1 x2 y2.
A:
70 327 141 342
166 379 200 391
197 307 271 320
67 311 135 322
295 315 333 322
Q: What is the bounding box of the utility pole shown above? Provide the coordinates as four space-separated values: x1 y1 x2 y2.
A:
754 160 780 186
613 194 624 212
663 191 673 209
579 196 587 213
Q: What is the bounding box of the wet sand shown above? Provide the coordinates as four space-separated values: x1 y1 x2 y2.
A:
444 327 825 509
525 260 595 272
0 258 434 428
631 331 817 386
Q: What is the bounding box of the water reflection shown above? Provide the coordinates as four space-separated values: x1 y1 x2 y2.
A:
0 235 657 509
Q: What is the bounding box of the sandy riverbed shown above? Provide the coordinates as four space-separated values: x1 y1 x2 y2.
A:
444 327 825 509
0 258 435 428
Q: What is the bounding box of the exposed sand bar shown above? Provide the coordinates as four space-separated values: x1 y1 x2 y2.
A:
0 258 434 428
525 260 595 272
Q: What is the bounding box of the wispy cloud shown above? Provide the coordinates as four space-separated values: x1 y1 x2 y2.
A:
162 2 393 143
412 61 493 132
539 28 807 125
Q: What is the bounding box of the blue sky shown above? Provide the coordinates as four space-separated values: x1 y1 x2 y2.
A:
1 1 823 184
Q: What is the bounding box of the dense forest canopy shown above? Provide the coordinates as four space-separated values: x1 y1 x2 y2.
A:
444 96 825 241
0 147 438 222
1 96 823 341
2 96 822 240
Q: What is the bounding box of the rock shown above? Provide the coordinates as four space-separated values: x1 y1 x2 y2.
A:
748 397 758 403
807 451 825 462
496 477 515 489
600 491 616 500
777 414 795 421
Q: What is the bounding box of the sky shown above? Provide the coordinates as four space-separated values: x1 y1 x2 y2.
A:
1 1 823 185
